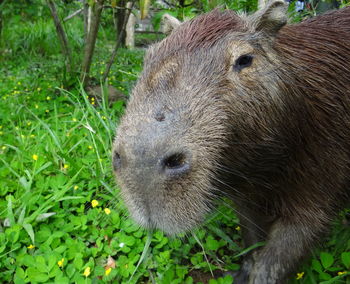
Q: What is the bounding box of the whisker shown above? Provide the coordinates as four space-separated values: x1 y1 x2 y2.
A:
213 196 267 240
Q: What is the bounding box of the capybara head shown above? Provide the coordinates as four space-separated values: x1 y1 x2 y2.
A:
113 1 293 235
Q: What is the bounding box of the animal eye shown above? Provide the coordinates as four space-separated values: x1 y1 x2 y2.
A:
234 55 253 72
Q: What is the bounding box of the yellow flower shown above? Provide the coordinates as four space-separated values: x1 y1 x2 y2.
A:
27 122 31 126
83 266 91 277
91 101 95 105
91 200 99 208
74 185 79 190
63 164 69 169
104 208 111 215
72 118 77 122
30 134 35 138
105 267 112 276
32 154 38 161
45 110 49 113
88 145 93 150
235 226 241 231
27 244 35 249
2 146 6 150
338 271 347 276
296 272 304 280
58 258 64 267
46 96 51 100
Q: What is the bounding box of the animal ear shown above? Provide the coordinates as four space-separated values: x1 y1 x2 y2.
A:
251 0 288 36
161 13 182 34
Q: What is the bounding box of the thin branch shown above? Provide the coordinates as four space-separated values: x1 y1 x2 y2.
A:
102 0 136 82
46 0 72 74
81 0 105 85
162 0 177 8
63 8 83 21
83 0 89 42
135 30 163 34
103 5 133 10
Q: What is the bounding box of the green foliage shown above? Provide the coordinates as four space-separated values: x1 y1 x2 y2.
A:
151 0 258 31
340 0 350 7
288 211 350 284
0 45 243 283
0 3 84 59
210 0 258 13
1 0 49 20
0 1 349 283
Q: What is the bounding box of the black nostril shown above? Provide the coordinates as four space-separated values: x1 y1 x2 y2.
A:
162 152 191 176
155 111 165 122
113 152 121 171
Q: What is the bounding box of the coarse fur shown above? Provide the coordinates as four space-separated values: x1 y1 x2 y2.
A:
113 1 350 283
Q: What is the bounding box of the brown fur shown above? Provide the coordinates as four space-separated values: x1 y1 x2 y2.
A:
160 9 247 52
113 2 350 283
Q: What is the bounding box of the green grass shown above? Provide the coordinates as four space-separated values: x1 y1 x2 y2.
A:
0 47 243 283
0 13 349 284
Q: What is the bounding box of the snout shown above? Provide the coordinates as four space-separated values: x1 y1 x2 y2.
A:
112 103 221 234
113 145 192 179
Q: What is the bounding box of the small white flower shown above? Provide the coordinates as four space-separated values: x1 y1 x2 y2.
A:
119 242 125 248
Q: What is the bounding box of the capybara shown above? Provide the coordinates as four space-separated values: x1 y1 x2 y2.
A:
112 1 350 283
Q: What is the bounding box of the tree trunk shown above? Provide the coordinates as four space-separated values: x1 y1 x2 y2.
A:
81 0 105 86
46 0 72 74
114 0 126 45
103 0 135 82
125 3 136 49
83 0 89 43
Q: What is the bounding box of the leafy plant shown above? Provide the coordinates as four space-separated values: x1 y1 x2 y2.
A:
0 2 349 283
